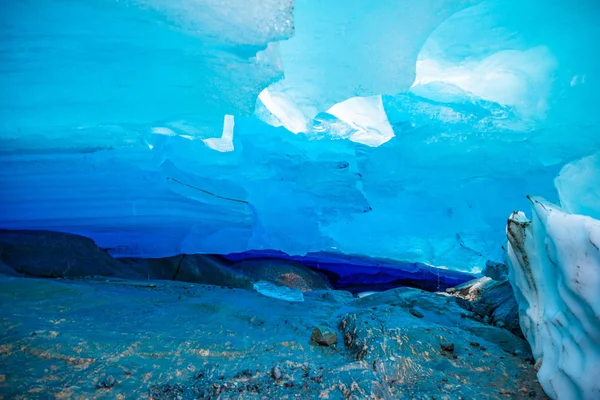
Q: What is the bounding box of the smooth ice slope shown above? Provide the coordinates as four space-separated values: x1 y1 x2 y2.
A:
506 197 600 399
1 0 600 272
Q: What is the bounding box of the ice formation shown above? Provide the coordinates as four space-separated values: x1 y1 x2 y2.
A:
506 197 600 399
555 153 600 220
2 3 600 397
203 115 236 153
253 280 304 302
0 0 599 274
262 0 482 125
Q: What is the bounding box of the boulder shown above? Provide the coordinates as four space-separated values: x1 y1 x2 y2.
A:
0 230 327 293
0 230 138 279
451 277 522 338
176 255 254 289
483 260 508 281
310 326 338 346
121 255 255 289
230 258 332 292
119 256 185 280
336 287 538 397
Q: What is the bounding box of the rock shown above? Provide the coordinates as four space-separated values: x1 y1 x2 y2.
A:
271 366 282 380
119 255 185 281
440 343 455 354
348 286 532 355
224 251 476 294
409 307 424 318
1 275 546 399
0 230 139 279
335 287 540 397
454 277 494 300
121 255 255 290
230 259 332 292
314 290 354 304
310 326 338 346
482 260 507 281
0 230 329 293
96 375 116 389
148 383 185 399
533 358 543 373
451 277 522 338
176 255 254 290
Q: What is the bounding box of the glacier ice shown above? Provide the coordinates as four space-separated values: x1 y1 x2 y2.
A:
0 0 292 143
555 153 600 220
314 96 394 147
506 197 600 399
263 0 482 125
203 115 235 153
256 89 312 134
414 46 557 118
0 0 600 276
253 280 304 302
413 0 600 125
2 2 600 399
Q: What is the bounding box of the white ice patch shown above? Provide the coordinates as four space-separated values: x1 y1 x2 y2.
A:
506 197 600 400
257 91 394 147
152 127 177 136
257 89 311 134
356 291 377 299
253 280 304 302
203 115 235 152
413 47 557 118
326 95 394 147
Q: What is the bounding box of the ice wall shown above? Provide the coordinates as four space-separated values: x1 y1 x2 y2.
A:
0 0 293 147
1 0 600 272
506 197 600 399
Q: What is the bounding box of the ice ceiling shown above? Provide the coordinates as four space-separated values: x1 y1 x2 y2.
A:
1 0 599 271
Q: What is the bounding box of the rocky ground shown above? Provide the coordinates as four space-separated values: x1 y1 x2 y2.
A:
0 230 548 399
0 276 547 399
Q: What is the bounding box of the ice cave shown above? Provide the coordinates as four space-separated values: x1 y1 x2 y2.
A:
0 0 599 399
